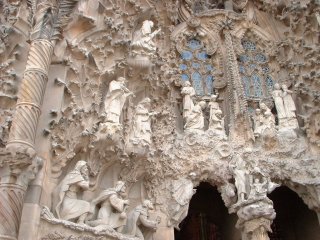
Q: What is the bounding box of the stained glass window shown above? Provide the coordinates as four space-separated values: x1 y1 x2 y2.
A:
238 39 274 99
180 39 215 96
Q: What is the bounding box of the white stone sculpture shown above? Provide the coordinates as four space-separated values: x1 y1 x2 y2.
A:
181 81 196 118
282 84 298 129
272 83 286 125
208 94 226 138
87 181 129 232
131 20 161 55
123 200 159 239
168 172 197 230
130 98 156 146
229 155 249 203
253 109 263 137
55 160 91 224
258 103 276 135
104 77 133 124
184 101 206 131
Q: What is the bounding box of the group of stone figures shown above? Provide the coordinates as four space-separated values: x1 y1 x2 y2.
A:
181 81 227 138
54 161 159 239
103 77 156 147
181 81 299 138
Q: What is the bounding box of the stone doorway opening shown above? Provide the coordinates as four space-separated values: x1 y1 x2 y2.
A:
174 182 240 240
268 186 320 240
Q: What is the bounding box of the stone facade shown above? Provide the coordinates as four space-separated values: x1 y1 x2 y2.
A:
0 0 320 239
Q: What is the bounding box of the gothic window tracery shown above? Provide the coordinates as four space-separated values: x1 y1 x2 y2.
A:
238 39 274 100
180 39 215 96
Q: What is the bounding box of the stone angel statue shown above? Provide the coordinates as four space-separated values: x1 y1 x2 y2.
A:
131 20 161 56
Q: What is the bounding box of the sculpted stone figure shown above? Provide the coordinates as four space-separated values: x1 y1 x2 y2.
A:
104 77 133 124
184 101 206 131
55 160 90 224
256 103 276 136
253 109 263 137
282 84 298 128
181 81 195 118
272 83 286 123
87 181 129 231
130 98 156 146
131 20 161 55
208 94 226 137
168 172 197 230
229 155 249 203
123 200 159 239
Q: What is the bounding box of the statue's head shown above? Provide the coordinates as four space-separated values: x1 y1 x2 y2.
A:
255 109 261 115
189 172 197 180
115 181 126 192
199 101 206 109
143 200 154 209
274 83 280 90
142 20 154 35
140 97 151 107
184 81 191 87
74 160 88 178
210 94 218 101
281 84 288 90
117 77 126 83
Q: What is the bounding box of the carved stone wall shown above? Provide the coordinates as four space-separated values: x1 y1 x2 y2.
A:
0 0 319 240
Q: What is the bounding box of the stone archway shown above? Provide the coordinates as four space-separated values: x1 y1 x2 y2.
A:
268 186 320 240
175 182 240 240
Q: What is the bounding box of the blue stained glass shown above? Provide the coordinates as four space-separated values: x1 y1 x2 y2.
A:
252 74 262 97
206 65 214 72
242 76 250 96
197 52 208 60
249 64 257 69
180 64 188 71
239 65 245 74
188 39 201 50
181 51 193 60
192 62 201 69
266 75 274 89
239 55 248 62
192 72 204 95
181 74 189 81
255 53 267 63
262 66 269 73
242 40 256 51
205 75 214 95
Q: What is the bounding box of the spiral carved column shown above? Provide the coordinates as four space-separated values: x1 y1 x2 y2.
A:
7 39 54 150
0 184 26 240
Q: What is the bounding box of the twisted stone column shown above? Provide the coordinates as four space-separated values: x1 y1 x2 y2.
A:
0 184 26 240
7 39 54 150
0 152 42 240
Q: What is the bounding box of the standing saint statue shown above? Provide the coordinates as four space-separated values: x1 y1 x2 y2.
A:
181 81 196 118
104 77 133 124
282 84 298 129
55 160 91 224
87 181 129 232
272 83 286 124
130 98 156 146
229 155 249 203
184 101 206 131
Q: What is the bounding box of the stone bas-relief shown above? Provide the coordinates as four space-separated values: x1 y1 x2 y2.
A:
0 0 320 240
